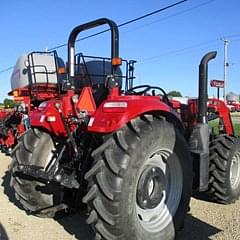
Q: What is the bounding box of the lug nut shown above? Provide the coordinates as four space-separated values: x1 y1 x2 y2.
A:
55 174 61 182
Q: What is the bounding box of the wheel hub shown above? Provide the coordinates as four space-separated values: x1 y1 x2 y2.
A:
137 166 165 209
230 152 240 190
135 151 183 233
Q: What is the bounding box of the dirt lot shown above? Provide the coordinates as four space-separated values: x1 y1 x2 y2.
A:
0 153 240 240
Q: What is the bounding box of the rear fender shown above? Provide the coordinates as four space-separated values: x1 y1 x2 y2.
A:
30 100 67 137
87 96 184 133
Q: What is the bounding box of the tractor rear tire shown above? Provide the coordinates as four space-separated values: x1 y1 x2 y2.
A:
10 128 63 217
207 134 240 204
83 115 193 240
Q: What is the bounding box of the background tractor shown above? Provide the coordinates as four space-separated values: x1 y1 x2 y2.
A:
9 18 240 240
0 51 65 154
0 108 23 154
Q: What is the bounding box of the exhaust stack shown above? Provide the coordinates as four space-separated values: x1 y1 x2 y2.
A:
197 51 217 124
190 51 217 192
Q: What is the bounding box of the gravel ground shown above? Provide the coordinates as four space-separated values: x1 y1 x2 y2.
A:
0 153 240 240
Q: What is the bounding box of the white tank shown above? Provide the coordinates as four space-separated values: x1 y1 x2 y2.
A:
11 54 29 90
11 53 61 91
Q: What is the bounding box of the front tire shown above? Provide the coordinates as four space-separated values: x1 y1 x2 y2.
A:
206 134 240 204
83 115 193 240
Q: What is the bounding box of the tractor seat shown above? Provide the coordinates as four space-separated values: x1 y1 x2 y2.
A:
75 60 122 106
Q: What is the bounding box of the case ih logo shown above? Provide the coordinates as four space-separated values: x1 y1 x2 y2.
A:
210 80 224 88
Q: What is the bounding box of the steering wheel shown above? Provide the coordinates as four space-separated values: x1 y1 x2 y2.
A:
127 85 152 95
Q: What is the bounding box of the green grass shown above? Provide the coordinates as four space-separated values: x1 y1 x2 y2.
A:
233 124 240 136
229 112 240 117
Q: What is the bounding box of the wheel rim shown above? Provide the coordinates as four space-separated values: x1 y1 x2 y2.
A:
135 149 183 232
230 151 240 190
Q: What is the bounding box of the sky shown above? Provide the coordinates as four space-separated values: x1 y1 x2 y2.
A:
0 0 240 102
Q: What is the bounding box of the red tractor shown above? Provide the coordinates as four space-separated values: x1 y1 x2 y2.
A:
0 109 14 152
0 51 65 154
227 100 240 112
0 108 23 154
207 98 234 134
0 110 9 120
10 18 240 240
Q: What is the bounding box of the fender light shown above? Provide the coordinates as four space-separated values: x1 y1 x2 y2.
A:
47 116 56 122
103 101 128 113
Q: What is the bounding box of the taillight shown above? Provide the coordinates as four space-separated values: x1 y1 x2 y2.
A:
13 90 19 97
112 57 122 66
58 67 66 74
47 116 56 122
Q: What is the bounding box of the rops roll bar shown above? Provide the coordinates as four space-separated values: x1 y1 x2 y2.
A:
67 18 120 86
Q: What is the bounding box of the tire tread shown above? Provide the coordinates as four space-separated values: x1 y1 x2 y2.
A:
206 134 240 204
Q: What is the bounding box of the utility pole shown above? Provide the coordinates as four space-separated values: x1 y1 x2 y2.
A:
222 38 229 102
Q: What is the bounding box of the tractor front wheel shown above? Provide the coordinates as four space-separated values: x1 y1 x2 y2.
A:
83 115 193 240
207 134 240 204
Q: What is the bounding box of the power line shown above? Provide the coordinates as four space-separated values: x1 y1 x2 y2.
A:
51 0 217 50
0 66 14 74
118 0 188 27
139 39 219 63
122 0 217 35
1 0 238 76
0 0 232 75
224 34 240 39
0 0 187 74
48 0 188 51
